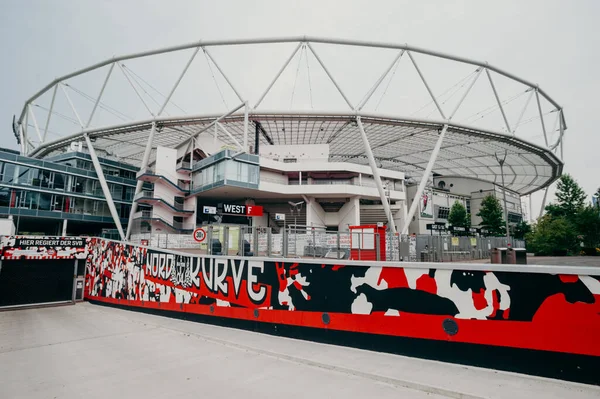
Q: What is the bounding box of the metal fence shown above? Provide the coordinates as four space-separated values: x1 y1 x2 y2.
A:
130 224 525 262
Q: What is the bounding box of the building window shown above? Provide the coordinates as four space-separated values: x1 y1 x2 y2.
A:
466 199 471 215
54 173 66 191
77 160 92 170
437 206 450 220
0 187 10 207
508 213 522 223
51 195 64 212
38 193 53 211
1 163 16 183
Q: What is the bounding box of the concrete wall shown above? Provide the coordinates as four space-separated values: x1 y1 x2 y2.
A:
260 144 330 162
433 176 495 197
305 197 327 228
337 197 360 231
0 217 16 235
260 170 288 185
194 132 230 156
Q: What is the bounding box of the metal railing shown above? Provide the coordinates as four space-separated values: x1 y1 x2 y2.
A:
135 167 153 179
134 190 155 201
133 210 188 231
134 190 190 213
129 224 525 262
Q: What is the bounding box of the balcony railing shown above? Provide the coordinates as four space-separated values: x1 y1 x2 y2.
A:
134 210 189 231
177 161 191 170
135 167 153 179
262 177 403 192
134 190 190 213
134 190 155 201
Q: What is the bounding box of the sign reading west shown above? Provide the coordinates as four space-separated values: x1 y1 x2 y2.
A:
220 204 264 217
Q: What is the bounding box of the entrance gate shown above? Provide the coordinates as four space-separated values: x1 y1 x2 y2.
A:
0 236 87 309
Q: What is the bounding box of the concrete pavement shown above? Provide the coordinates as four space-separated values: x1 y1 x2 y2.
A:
1 303 598 399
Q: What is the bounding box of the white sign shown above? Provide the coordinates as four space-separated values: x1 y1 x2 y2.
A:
275 213 286 221
203 206 217 215
193 228 207 243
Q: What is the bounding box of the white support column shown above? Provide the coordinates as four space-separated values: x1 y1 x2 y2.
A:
61 84 84 128
357 50 405 111
84 133 125 240
402 198 408 233
449 68 482 120
62 219 68 236
203 47 245 104
485 68 511 133
158 47 199 117
513 89 534 134
529 194 533 223
407 51 446 119
118 63 154 117
559 109 565 160
535 88 549 147
243 101 249 152
86 63 115 128
356 116 397 234
23 109 29 149
402 124 449 235
18 124 26 154
216 122 244 150
191 102 246 141
126 122 157 240
28 104 43 142
306 42 354 110
189 136 195 171
539 186 549 219
43 84 58 142
254 42 303 109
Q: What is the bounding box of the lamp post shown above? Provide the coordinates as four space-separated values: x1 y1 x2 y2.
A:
495 150 511 246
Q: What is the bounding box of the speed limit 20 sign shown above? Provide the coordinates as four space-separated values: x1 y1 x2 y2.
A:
193 228 207 243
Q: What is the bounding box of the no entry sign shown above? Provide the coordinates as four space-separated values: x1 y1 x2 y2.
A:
193 228 207 242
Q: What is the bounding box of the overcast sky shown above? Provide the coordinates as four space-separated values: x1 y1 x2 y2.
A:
1 0 598 217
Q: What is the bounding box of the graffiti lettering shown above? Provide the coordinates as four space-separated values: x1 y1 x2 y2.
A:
248 260 266 303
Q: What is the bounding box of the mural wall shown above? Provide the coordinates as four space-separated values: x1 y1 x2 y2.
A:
84 238 600 358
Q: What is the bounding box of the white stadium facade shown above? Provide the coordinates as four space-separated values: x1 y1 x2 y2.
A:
10 36 564 241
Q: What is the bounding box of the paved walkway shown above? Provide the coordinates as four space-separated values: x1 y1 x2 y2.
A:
1 303 598 399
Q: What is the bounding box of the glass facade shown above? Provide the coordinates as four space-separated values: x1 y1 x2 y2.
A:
192 150 259 193
0 149 137 227
47 151 138 180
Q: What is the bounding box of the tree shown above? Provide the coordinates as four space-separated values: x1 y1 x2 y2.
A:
593 187 600 208
545 174 586 219
513 220 531 240
448 201 469 230
526 215 579 256
575 205 600 248
477 194 505 236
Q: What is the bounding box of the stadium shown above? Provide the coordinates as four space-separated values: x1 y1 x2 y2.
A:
8 36 564 249
6 38 600 386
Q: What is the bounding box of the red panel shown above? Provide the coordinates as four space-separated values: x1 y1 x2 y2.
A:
86 294 600 357
246 205 264 217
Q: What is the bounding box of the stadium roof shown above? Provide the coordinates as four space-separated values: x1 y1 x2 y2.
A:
17 36 565 196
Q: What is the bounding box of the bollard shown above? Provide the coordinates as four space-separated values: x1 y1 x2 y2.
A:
513 248 527 264
506 248 517 264
491 247 509 264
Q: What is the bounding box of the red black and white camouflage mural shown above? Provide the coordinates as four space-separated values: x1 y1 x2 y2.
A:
83 238 600 358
